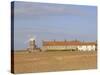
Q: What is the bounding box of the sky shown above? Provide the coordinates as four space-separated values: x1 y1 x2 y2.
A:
13 1 97 50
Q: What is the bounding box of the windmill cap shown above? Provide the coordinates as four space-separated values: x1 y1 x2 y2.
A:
29 38 35 41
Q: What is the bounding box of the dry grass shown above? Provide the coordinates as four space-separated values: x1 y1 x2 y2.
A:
12 51 97 74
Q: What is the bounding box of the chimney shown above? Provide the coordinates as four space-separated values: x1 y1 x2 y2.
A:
54 40 56 42
64 40 67 42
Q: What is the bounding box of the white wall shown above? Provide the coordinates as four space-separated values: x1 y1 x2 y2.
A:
43 45 96 51
78 45 96 51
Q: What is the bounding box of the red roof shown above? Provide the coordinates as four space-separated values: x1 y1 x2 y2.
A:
43 41 96 46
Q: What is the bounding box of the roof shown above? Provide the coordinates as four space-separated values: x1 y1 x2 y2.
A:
43 40 96 46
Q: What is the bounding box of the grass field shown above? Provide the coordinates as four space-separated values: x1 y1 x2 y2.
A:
12 51 97 74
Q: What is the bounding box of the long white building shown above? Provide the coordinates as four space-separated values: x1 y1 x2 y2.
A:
42 40 97 51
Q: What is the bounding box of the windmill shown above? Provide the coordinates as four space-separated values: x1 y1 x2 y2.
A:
24 34 36 52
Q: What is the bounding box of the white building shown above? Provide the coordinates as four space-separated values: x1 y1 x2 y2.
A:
42 40 97 51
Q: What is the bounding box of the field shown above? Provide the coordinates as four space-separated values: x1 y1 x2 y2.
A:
12 51 97 74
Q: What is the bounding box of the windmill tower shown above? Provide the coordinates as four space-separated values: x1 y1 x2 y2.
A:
28 37 36 52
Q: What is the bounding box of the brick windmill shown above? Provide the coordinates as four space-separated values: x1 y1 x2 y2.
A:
28 37 36 52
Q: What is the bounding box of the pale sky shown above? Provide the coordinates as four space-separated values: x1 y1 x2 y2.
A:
13 1 97 50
